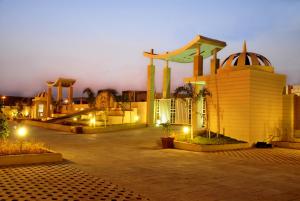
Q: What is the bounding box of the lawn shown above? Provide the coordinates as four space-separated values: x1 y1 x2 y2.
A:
175 132 244 145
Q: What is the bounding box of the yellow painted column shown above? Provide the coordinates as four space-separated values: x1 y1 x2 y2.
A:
210 48 220 75
57 82 62 102
46 86 52 118
162 60 171 99
193 45 203 76
147 50 155 125
68 86 73 104
191 45 203 138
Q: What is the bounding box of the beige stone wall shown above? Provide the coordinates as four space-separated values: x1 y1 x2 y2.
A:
205 70 251 142
282 94 294 140
205 69 286 144
249 70 286 143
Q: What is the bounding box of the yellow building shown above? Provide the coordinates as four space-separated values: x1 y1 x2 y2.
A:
187 42 286 144
145 35 297 145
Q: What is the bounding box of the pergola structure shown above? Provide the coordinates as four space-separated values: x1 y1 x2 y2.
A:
46 78 76 117
143 35 226 131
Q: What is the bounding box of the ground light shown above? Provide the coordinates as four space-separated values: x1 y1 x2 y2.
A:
90 117 96 127
183 126 190 134
17 126 27 152
156 119 161 127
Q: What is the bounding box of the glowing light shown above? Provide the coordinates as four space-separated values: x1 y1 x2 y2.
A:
75 108 79 111
17 127 27 137
24 110 29 116
1 96 6 100
183 126 190 134
73 117 78 121
156 119 161 127
89 118 96 126
80 108 84 111
161 115 167 123
64 99 69 104
134 116 139 122
88 113 92 117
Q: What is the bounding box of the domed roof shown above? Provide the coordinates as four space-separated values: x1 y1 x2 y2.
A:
221 41 272 67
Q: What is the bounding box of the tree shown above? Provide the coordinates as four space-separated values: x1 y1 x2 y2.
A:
0 103 9 139
174 83 211 139
16 101 24 118
83 88 96 108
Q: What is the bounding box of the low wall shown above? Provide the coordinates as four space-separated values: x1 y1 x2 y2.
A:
22 120 72 132
82 124 147 134
0 152 63 166
174 141 251 152
22 120 146 134
273 141 300 149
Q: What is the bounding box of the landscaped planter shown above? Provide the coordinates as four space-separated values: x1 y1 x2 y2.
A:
174 141 251 152
0 151 63 166
161 137 175 148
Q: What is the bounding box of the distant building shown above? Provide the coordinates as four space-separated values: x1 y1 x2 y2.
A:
122 91 147 102
286 84 300 96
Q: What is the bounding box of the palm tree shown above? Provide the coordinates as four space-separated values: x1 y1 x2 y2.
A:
174 83 210 139
83 88 96 108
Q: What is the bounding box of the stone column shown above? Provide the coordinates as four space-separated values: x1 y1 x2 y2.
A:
57 82 62 102
210 48 220 75
68 86 73 104
162 60 171 99
193 45 203 76
46 86 52 118
147 49 155 125
191 44 203 138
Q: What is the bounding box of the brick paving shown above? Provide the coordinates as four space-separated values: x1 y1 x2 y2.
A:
0 162 149 201
209 147 300 165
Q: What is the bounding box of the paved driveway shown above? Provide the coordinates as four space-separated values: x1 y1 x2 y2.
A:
10 125 300 201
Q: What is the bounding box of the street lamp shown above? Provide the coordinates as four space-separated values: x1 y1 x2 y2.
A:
1 96 6 105
17 126 27 152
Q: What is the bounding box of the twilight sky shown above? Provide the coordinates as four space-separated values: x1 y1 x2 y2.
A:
1 0 300 97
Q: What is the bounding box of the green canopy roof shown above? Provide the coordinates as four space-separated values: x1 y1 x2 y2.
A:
144 35 226 63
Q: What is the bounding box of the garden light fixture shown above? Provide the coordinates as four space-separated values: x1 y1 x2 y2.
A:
183 126 190 134
17 127 27 138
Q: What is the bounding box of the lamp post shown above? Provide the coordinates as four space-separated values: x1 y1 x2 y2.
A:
1 96 6 106
17 126 27 152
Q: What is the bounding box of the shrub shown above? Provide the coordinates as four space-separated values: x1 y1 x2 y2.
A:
0 141 49 156
0 113 9 139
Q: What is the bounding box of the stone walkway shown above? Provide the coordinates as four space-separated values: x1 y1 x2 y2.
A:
0 162 149 201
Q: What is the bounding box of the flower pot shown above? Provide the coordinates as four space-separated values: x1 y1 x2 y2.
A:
74 126 83 134
161 137 174 149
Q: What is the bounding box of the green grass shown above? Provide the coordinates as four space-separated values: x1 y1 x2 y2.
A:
175 133 244 145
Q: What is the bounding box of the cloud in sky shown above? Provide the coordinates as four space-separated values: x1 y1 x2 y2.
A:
0 0 300 96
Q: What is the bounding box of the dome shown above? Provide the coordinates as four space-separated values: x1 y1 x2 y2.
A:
221 41 272 67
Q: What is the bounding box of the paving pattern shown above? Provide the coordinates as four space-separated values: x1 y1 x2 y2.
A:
0 163 149 201
209 147 300 165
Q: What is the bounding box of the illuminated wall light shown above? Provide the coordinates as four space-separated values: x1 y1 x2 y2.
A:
73 117 78 121
75 108 79 111
80 108 84 111
134 116 139 122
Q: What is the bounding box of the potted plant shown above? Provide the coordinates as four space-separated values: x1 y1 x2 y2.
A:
160 121 174 148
